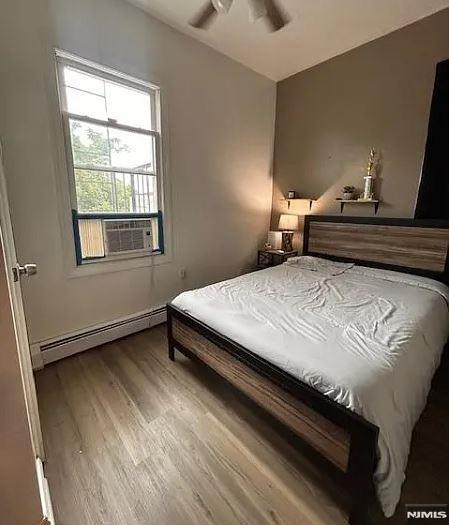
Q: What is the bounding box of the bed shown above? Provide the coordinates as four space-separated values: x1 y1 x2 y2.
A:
167 215 449 524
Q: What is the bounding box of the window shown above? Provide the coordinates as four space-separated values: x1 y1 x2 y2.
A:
56 51 164 264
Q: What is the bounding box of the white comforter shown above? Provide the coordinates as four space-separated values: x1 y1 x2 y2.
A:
172 258 449 517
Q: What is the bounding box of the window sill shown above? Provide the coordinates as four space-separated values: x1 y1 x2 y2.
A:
81 249 163 265
67 250 172 278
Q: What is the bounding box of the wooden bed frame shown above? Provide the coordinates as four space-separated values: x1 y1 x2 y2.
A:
167 215 449 524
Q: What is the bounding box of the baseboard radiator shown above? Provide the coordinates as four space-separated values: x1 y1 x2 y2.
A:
31 306 166 368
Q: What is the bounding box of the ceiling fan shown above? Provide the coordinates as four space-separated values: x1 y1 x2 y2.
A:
190 0 290 32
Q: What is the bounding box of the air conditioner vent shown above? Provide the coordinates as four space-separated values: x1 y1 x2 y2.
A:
104 219 153 255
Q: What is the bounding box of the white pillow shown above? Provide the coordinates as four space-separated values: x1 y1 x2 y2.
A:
285 255 354 275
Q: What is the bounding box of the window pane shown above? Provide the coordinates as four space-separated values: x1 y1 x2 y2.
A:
105 82 152 131
65 67 104 95
109 127 155 172
63 65 153 130
75 169 158 214
69 118 155 172
70 119 109 166
124 173 158 213
75 169 114 213
66 87 107 120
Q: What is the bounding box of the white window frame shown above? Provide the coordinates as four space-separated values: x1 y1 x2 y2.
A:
55 50 165 265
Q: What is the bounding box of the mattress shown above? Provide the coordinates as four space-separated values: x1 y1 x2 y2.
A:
172 257 449 517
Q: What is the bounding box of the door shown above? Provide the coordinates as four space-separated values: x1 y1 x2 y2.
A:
0 142 53 522
0 142 44 458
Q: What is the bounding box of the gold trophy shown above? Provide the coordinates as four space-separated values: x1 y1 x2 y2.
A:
361 148 377 201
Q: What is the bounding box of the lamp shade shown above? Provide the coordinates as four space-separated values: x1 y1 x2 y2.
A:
278 214 299 231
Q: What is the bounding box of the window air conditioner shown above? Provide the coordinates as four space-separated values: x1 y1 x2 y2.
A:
103 219 154 255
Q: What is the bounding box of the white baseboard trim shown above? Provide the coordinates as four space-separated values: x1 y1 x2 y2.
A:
32 305 166 368
30 343 44 370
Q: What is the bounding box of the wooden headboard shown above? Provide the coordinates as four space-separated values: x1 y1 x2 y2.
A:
303 216 449 282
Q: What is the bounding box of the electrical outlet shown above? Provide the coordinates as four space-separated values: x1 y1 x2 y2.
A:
179 268 186 279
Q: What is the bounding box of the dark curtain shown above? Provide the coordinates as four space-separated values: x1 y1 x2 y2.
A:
415 59 449 219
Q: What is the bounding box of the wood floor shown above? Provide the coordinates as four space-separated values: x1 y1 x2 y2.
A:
35 325 449 525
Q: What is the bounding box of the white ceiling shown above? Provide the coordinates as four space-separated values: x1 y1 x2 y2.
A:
126 0 449 81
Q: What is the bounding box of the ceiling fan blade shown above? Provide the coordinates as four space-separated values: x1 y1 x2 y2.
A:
190 1 218 29
265 0 290 31
248 0 267 23
212 0 233 14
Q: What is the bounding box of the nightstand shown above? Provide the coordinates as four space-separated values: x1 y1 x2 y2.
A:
257 250 298 269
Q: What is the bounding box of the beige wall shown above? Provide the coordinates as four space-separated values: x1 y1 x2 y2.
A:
0 239 43 524
0 0 275 344
272 8 449 229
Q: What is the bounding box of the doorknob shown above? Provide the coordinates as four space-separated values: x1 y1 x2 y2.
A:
19 264 38 277
12 264 38 282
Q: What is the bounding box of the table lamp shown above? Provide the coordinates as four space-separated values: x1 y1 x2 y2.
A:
278 214 299 252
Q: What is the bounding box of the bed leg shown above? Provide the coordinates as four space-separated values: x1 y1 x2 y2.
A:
169 343 175 361
167 305 175 361
348 502 369 525
348 470 372 525
347 427 378 525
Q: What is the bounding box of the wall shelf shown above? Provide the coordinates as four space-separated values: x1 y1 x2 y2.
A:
281 198 315 210
337 199 380 214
